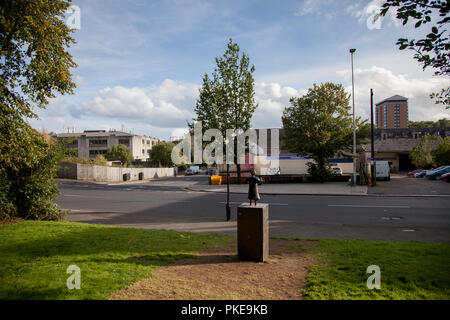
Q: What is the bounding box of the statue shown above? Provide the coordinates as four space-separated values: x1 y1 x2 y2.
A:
246 170 262 206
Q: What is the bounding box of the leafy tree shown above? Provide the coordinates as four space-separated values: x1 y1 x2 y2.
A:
433 137 450 166
409 135 442 168
0 115 64 220
106 145 133 166
0 0 77 220
191 38 258 182
149 142 175 168
282 83 369 182
409 118 449 128
379 0 449 107
1 0 77 118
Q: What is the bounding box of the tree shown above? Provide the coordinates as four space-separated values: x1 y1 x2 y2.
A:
409 135 442 168
0 0 77 220
409 118 449 128
106 145 133 166
149 142 174 168
282 83 369 182
433 137 450 166
379 0 449 107
191 38 258 182
0 115 64 220
1 0 77 118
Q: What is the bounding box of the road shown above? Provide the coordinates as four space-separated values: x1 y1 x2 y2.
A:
57 176 450 243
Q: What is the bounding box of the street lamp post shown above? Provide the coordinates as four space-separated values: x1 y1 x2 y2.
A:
350 48 357 186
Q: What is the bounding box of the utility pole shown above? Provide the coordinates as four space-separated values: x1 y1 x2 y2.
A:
370 89 376 186
350 49 357 186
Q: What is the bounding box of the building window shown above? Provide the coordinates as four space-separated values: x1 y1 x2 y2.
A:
118 139 130 146
383 105 387 128
142 149 145 154
89 150 107 156
89 139 107 146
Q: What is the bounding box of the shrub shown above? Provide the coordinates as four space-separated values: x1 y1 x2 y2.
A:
0 116 64 220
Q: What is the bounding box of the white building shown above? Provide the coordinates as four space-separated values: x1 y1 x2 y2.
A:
53 130 161 161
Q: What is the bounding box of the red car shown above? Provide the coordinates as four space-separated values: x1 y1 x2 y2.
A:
439 172 450 183
408 169 425 177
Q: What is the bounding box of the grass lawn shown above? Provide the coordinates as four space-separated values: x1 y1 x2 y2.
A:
0 221 229 300
1 221 449 300
301 239 450 300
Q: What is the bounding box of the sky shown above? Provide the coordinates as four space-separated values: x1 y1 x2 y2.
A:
30 0 450 140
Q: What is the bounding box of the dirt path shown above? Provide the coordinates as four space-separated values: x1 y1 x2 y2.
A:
111 239 318 300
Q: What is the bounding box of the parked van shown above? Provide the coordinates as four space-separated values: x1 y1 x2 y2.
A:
374 161 390 181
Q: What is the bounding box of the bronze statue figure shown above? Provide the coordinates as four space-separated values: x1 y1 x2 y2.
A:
246 170 262 206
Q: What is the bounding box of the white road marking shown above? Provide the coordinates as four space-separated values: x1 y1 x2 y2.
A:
328 205 410 209
219 202 288 206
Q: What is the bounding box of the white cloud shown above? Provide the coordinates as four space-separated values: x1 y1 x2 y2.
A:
252 82 305 128
79 79 199 128
336 66 450 121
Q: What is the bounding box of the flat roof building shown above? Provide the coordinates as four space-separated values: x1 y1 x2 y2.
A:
53 130 161 161
376 95 409 129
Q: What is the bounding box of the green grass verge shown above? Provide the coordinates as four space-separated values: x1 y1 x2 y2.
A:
301 239 450 300
0 221 229 300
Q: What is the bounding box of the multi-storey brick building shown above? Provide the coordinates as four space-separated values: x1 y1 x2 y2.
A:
375 95 409 129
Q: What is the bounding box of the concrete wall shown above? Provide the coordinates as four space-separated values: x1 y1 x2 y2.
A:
58 163 174 182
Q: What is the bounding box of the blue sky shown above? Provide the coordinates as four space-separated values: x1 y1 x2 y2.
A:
31 0 450 140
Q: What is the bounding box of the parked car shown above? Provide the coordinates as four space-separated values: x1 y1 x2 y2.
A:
414 171 427 178
331 167 342 176
440 172 450 183
408 169 425 177
426 166 450 180
186 166 199 175
207 168 219 175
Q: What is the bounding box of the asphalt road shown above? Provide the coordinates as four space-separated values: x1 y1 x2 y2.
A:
57 176 450 243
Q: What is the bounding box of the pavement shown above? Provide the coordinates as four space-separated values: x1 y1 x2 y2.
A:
58 176 450 242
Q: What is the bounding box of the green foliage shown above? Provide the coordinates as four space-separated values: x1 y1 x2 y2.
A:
303 239 450 300
0 221 230 299
57 137 79 157
93 154 108 166
191 38 258 163
0 115 64 220
409 118 449 128
0 0 77 118
106 145 133 166
433 137 450 166
0 0 77 220
380 1 449 108
282 83 368 182
409 135 443 168
149 142 174 167
380 0 449 76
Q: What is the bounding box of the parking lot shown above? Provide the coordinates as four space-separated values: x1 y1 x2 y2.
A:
369 173 450 196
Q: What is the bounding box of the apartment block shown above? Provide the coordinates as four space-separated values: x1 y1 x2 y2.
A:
375 95 409 129
53 130 160 161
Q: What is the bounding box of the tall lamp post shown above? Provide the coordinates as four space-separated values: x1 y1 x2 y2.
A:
349 48 357 186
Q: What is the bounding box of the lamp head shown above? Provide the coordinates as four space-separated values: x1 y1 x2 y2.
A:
350 48 356 53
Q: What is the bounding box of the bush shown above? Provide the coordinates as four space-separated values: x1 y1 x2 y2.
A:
307 162 332 183
433 137 450 167
0 115 64 221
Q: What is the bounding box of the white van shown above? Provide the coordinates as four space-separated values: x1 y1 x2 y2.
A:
374 161 390 181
